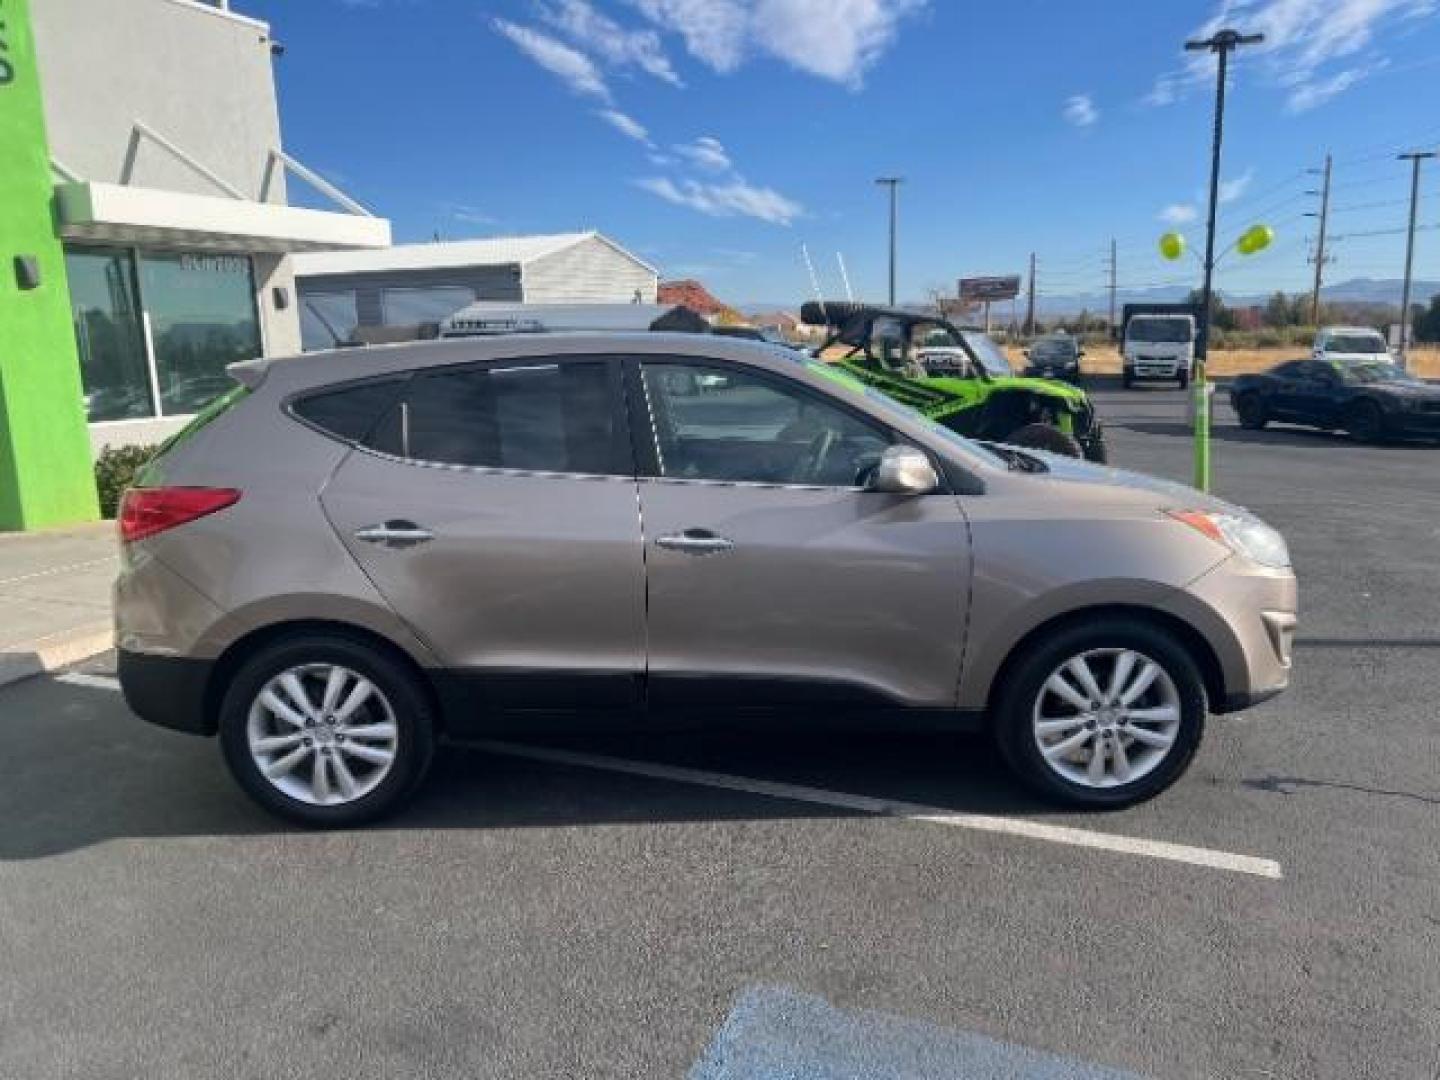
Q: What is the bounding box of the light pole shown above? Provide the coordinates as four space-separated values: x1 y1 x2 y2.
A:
1184 28 1263 493
1397 151 1435 369
875 176 903 305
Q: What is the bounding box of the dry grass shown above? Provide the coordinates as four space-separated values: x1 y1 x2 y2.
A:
1005 346 1440 379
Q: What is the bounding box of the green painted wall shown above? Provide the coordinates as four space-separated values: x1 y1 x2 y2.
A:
0 0 98 530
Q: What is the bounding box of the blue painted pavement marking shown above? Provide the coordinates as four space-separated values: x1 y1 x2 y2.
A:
689 986 1146 1079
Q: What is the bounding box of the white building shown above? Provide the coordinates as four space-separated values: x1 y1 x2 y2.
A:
292 232 659 350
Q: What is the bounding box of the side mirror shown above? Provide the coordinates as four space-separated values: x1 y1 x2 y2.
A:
868 445 939 495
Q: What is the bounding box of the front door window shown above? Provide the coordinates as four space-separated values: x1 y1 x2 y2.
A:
641 362 891 488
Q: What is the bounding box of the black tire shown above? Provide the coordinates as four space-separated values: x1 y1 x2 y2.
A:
218 634 436 827
1345 399 1386 443
1235 392 1268 430
1082 431 1110 464
1005 422 1084 458
993 617 1207 809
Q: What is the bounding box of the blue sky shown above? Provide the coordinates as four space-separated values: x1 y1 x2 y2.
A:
249 0 1440 306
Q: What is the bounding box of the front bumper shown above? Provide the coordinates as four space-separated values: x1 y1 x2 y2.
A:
118 648 216 736
1162 558 1298 714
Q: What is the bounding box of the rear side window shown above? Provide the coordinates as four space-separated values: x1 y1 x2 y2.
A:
367 361 622 475
292 379 404 443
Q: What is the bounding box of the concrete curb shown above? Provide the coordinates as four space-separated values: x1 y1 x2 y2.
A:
0 622 114 690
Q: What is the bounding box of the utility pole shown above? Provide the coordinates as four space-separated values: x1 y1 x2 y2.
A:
1025 252 1037 336
1306 153 1332 325
875 177 903 305
1397 151 1435 370
1106 238 1118 333
1185 27 1263 494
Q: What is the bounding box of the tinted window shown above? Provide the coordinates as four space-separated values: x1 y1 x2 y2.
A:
1271 361 1305 378
369 361 620 474
293 379 404 442
642 362 890 487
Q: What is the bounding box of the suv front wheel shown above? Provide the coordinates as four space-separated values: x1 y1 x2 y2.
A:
994 618 1206 808
218 634 436 826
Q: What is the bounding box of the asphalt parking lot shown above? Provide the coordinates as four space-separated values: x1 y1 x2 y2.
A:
2 385 1437 1079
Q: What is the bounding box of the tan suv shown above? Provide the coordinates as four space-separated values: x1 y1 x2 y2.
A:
115 334 1296 825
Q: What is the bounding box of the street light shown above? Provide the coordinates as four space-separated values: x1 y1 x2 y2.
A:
1183 28 1263 493
875 177 904 306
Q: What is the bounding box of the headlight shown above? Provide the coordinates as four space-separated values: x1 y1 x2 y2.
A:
1168 510 1291 569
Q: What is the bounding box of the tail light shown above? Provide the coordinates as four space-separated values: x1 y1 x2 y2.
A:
119 487 241 543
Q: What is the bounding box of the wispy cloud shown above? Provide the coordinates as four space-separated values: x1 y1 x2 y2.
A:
1219 168 1254 203
493 19 612 101
1285 66 1370 112
631 0 926 89
635 176 803 225
1144 0 1433 113
1063 93 1098 127
674 135 732 171
541 0 684 87
1160 203 1198 224
597 108 652 144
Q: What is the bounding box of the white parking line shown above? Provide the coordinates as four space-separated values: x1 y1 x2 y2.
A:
465 739 1285 880
56 671 1281 879
0 555 116 589
55 672 121 691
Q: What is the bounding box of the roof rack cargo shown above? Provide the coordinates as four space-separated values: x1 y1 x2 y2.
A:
438 301 710 338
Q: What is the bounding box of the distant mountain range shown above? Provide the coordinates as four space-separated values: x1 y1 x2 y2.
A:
740 278 1440 320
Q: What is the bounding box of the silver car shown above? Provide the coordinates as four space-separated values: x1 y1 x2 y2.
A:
115 334 1296 825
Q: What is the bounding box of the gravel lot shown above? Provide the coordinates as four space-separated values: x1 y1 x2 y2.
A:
1 385 1437 1079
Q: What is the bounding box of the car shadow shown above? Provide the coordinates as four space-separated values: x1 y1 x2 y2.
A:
0 678 1049 860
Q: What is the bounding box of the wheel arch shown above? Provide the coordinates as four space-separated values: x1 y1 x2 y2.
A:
202 619 444 737
980 604 1227 720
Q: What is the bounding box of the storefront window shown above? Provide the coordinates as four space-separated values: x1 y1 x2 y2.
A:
299 290 359 350
381 285 474 326
140 253 262 416
66 247 154 422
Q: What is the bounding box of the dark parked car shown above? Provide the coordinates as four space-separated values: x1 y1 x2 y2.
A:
1230 357 1440 443
1023 335 1083 383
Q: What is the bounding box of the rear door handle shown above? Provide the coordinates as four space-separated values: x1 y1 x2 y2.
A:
354 520 434 547
655 529 734 556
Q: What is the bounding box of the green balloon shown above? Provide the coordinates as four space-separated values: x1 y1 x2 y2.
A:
1238 224 1274 255
1159 232 1186 260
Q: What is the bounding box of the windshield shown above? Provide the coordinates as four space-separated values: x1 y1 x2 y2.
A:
1030 339 1076 360
1335 359 1416 384
957 330 1014 376
1324 334 1387 354
1128 317 1192 343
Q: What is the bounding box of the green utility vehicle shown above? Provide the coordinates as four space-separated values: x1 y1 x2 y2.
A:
802 302 1108 462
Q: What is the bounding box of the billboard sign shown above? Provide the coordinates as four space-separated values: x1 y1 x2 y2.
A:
959 275 1021 302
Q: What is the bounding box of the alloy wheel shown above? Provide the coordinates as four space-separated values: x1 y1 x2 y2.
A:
1031 648 1182 789
246 663 400 806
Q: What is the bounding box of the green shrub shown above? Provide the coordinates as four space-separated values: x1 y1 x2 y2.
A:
94 443 158 519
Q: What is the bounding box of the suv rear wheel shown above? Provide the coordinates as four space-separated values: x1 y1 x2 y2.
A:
994 618 1206 808
218 634 436 826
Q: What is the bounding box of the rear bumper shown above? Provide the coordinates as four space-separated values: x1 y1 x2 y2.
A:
118 648 215 736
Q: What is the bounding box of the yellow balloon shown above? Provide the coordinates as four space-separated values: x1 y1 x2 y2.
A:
1237 224 1274 255
1159 232 1186 260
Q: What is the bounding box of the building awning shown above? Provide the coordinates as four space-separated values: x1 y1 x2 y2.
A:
54 181 392 254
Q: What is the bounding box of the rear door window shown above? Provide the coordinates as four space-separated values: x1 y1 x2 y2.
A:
367 359 626 476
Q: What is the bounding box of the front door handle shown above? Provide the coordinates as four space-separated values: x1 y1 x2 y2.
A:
354 520 434 547
655 528 734 556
